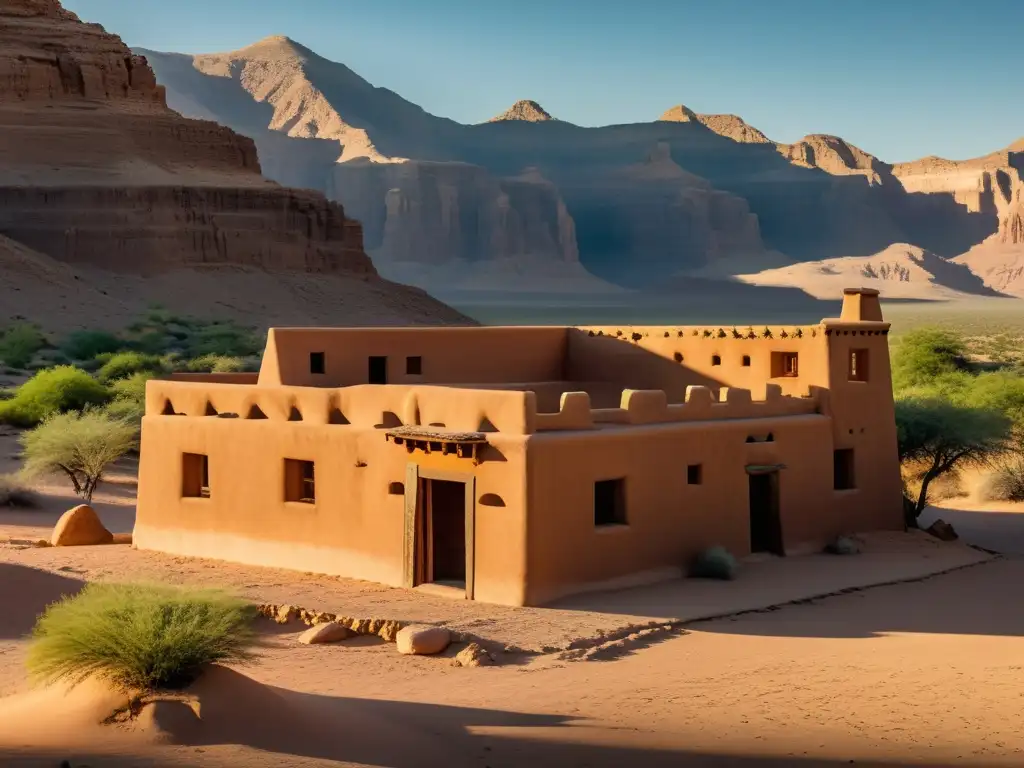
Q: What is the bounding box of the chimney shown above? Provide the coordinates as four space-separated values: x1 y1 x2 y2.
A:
839 288 883 323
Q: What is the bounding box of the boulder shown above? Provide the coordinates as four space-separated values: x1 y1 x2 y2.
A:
452 643 494 668
926 519 959 542
50 504 113 547
396 625 451 656
298 622 354 645
274 605 298 624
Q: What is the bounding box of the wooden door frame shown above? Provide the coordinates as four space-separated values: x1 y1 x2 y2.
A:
402 463 476 599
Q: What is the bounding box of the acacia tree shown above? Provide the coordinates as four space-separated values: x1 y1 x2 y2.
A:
896 397 1011 526
20 408 137 503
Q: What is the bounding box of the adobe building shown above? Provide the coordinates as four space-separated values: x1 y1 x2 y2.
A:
134 288 904 607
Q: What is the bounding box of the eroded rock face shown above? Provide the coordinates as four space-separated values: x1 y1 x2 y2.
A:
0 0 373 276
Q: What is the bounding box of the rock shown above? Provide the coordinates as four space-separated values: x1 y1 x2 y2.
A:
825 535 862 555
274 605 298 624
396 625 451 656
377 620 404 643
297 622 354 645
50 504 113 547
452 643 494 668
926 519 959 542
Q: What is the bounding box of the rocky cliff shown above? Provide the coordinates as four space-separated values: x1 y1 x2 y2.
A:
0 1 369 276
138 33 1021 297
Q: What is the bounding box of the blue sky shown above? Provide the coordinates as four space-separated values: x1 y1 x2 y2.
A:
64 0 1022 163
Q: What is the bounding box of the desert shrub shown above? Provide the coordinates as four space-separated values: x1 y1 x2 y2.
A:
0 366 109 427
184 322 261 358
891 328 971 391
185 354 247 373
20 408 137 502
0 323 47 369
979 458 1024 503
60 330 126 361
927 470 967 502
0 473 38 508
104 372 152 428
26 582 258 691
825 535 862 555
689 546 738 580
95 352 166 384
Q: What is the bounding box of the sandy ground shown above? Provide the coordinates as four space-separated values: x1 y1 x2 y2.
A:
2 431 1024 766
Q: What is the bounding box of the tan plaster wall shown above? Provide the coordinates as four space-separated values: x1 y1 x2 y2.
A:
258 327 569 388
522 413 890 606
134 415 531 606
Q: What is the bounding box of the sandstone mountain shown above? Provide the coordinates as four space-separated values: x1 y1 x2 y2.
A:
140 34 1022 299
489 100 555 123
724 243 1004 301
0 1 466 331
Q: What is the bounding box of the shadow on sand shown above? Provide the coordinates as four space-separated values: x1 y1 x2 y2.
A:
0 665 944 768
0 563 83 640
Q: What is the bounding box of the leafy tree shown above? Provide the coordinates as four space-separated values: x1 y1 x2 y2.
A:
896 396 1012 525
20 408 137 503
0 366 109 427
0 323 47 369
891 328 971 391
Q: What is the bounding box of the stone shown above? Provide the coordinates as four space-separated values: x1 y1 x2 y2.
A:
274 605 298 624
50 504 113 547
926 519 959 542
452 643 494 668
297 622 354 645
377 620 404 643
396 625 451 656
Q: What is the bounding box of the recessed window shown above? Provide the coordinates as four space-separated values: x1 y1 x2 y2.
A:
849 349 869 382
711 355 722 366
182 453 210 499
406 355 422 376
309 352 325 375
771 352 799 378
594 479 627 527
368 356 388 384
285 459 316 504
833 449 856 491
687 464 703 485
742 355 751 367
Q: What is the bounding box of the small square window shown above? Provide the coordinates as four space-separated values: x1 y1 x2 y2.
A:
406 356 422 376
182 453 210 498
711 355 722 366
594 478 627 526
849 349 869 382
285 459 316 504
309 352 325 375
742 355 751 367
687 464 703 485
834 449 856 491
771 352 799 378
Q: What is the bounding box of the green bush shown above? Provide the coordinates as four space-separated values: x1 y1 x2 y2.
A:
689 546 738 580
185 323 261 358
0 323 47 369
26 583 258 691
105 372 152 427
96 352 166 384
60 330 126 361
185 354 247 373
0 366 109 427
891 327 971 391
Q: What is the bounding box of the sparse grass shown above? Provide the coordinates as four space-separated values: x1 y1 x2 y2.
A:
27 583 258 692
979 458 1024 503
0 473 38 508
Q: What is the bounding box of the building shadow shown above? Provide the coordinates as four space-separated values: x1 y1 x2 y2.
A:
0 563 84 640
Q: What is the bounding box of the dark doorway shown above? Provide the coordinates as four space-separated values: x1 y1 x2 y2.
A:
419 479 467 588
748 471 783 555
368 356 388 384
